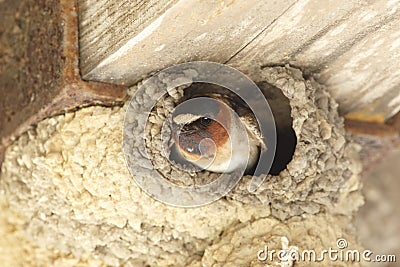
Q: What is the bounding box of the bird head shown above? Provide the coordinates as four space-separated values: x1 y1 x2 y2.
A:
171 97 232 171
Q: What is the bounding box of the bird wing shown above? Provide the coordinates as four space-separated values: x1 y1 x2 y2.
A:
239 113 266 150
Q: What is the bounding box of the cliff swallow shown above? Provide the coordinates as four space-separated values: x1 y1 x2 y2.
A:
171 86 266 173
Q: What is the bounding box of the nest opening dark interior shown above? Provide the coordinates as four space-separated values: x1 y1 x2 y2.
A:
256 82 297 175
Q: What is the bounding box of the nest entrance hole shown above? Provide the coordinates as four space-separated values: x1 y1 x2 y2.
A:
169 82 296 176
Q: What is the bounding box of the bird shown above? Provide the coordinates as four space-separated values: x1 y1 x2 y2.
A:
170 84 266 174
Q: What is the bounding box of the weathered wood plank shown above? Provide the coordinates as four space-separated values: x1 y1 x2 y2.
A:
78 0 400 121
78 0 179 76
229 0 400 121
78 0 296 84
228 0 364 68
318 16 400 121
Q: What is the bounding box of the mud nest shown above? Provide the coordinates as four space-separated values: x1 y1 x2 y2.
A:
127 65 363 219
0 66 363 266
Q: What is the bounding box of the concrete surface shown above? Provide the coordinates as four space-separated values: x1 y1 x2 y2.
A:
356 149 400 267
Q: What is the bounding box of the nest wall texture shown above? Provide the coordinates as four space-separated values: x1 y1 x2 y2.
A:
0 66 363 266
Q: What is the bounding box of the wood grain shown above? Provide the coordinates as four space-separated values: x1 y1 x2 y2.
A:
78 0 178 75
78 0 400 121
229 0 400 121
78 0 296 84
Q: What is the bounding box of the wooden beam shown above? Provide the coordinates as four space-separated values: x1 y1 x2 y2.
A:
78 0 400 121
78 0 296 84
78 0 179 76
228 0 400 122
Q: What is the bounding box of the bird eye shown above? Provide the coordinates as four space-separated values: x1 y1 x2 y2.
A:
187 146 194 153
200 117 212 126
